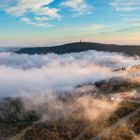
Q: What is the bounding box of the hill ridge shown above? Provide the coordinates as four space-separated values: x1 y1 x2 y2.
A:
16 42 140 56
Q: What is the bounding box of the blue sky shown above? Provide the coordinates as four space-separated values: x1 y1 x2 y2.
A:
0 0 140 47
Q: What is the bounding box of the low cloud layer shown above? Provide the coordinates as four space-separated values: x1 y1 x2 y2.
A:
0 50 140 121
0 50 140 97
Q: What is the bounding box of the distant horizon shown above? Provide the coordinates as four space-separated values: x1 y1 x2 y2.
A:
0 41 140 48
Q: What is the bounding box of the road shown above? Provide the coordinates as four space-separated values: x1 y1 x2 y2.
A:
9 122 37 140
93 107 140 140
74 101 140 140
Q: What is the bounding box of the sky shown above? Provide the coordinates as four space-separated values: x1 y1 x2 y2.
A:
0 0 140 47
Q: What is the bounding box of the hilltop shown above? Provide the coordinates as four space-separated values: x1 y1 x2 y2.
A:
16 42 140 56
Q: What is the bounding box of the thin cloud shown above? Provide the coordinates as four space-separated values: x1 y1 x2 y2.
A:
125 18 140 27
82 24 104 31
20 17 53 27
60 0 92 15
110 0 140 12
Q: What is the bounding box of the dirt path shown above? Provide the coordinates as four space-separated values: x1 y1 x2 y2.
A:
93 107 140 140
9 123 36 140
74 105 140 140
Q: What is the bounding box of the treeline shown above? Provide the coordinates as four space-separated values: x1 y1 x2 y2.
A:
0 97 39 124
